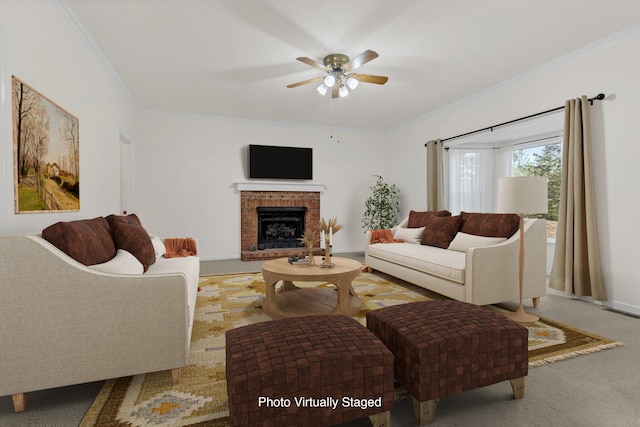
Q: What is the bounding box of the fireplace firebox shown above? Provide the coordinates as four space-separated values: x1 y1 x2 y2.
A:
256 207 307 250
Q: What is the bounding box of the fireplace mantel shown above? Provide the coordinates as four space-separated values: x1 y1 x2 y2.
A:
235 182 325 192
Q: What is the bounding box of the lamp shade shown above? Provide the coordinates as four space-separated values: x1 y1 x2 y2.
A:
497 176 548 215
324 75 336 87
346 76 359 90
317 83 328 96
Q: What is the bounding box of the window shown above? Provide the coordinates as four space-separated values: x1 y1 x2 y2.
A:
447 149 495 214
512 139 561 239
444 111 564 240
445 135 562 240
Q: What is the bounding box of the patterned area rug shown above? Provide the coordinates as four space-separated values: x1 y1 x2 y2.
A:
81 272 622 426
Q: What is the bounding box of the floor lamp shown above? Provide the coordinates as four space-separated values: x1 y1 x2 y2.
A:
497 176 548 323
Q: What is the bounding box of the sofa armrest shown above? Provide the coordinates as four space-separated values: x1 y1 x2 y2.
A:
364 230 373 246
465 218 547 305
0 235 190 397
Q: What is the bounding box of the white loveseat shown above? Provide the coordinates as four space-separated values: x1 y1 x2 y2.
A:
365 212 547 306
0 215 199 412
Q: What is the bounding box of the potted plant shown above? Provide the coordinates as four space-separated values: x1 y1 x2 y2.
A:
362 175 400 231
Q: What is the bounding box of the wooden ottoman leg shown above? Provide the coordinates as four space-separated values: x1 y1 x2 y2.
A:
369 410 390 427
510 377 526 399
412 396 438 425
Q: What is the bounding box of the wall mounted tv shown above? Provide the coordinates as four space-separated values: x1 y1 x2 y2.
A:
248 145 313 180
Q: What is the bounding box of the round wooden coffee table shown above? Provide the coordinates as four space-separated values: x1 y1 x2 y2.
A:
261 257 362 319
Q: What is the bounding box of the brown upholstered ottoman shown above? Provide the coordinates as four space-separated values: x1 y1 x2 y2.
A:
225 315 394 427
366 300 528 425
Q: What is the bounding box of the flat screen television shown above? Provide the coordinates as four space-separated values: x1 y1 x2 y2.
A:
248 145 313 180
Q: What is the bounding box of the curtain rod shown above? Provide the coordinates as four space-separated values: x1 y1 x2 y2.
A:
426 93 605 145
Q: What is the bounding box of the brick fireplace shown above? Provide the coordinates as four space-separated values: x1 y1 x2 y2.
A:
240 190 320 261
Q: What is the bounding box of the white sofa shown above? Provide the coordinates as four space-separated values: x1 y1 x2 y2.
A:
0 216 199 412
365 214 547 306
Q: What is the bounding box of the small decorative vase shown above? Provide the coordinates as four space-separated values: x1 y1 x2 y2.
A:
306 244 316 266
322 236 333 268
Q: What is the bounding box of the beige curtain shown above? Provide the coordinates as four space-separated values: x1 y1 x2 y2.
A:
426 139 444 211
549 96 606 300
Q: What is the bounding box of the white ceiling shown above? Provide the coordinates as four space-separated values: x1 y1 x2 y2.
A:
65 0 640 131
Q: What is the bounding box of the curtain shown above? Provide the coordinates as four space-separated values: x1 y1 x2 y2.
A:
549 96 606 300
426 139 444 210
447 147 494 214
493 146 514 211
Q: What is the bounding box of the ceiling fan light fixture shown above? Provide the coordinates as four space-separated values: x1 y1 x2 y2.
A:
287 50 387 99
317 83 328 96
324 74 336 88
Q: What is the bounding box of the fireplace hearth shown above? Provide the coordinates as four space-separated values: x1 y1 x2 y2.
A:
257 207 306 250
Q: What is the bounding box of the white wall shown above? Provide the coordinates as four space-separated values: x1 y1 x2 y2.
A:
135 111 388 259
0 0 137 234
387 26 640 314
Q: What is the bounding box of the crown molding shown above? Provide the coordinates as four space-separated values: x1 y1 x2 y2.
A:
398 24 640 131
54 0 138 108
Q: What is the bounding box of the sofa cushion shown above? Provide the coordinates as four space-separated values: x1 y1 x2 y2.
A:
460 212 520 238
109 220 155 272
448 232 507 252
407 210 451 228
150 235 167 260
368 242 466 284
421 215 461 249
42 217 116 266
394 226 425 244
88 249 144 274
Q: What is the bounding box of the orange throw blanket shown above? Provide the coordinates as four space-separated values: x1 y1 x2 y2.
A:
164 237 197 258
370 229 404 244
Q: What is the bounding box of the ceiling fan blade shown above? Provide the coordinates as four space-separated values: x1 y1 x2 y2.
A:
351 73 389 85
344 50 379 71
296 56 329 71
287 76 324 88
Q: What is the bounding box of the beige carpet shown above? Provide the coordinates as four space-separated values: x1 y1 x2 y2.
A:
80 272 623 426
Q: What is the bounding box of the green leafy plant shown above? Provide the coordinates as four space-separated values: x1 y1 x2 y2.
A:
362 175 400 231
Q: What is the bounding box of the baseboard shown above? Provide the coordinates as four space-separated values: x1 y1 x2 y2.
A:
602 300 640 317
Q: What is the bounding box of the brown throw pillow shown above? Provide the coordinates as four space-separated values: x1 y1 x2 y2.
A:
42 217 116 266
407 209 451 228
460 212 520 238
109 220 155 272
106 213 142 227
421 215 461 249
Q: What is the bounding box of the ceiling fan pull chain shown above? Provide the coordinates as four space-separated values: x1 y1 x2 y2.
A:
330 96 334 140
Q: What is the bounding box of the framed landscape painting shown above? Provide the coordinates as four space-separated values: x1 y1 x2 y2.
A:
12 76 80 213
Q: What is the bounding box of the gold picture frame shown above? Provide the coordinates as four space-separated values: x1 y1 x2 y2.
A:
12 76 80 213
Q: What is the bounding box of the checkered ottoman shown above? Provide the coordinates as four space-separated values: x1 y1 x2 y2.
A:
366 300 528 425
225 315 394 427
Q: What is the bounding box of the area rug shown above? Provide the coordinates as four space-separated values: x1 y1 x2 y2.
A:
81 272 622 427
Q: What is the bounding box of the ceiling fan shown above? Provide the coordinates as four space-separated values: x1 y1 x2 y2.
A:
287 49 388 98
